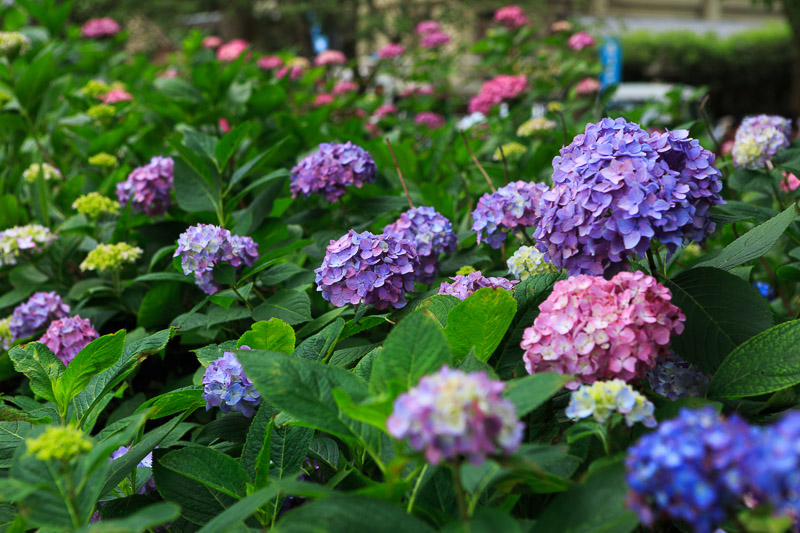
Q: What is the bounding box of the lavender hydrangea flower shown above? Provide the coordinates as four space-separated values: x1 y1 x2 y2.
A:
115 156 174 216
534 118 724 275
747 411 800 519
437 271 518 300
646 352 711 400
38 315 99 366
387 366 524 465
202 349 261 418
384 207 457 284
732 115 792 169
472 181 548 249
174 224 259 295
110 446 156 493
9 291 70 341
625 407 755 533
290 142 377 202
0 224 57 266
315 229 419 310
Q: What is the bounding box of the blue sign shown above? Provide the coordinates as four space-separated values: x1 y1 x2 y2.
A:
600 37 622 88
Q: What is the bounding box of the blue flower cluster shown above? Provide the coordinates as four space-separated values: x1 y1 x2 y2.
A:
290 142 377 202
472 180 549 249
384 206 457 284
314 229 419 309
534 118 724 275
202 348 261 418
646 352 710 400
9 291 70 341
732 115 791 169
747 411 800 520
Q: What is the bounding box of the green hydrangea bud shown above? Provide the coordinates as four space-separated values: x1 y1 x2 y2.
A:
88 152 118 167
80 79 111 98
0 316 11 351
455 265 477 276
26 426 93 461
0 32 31 57
87 104 116 120
22 163 61 183
80 242 142 272
493 142 527 161
507 245 556 280
517 117 557 137
73 192 120 219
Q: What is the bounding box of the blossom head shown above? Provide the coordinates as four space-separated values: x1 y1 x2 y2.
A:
27 426 93 461
73 192 120 219
576 77 601 95
38 315 99 366
781 171 800 192
493 142 527 161
80 242 143 273
101 88 133 104
414 111 445 129
517 117 556 137
314 49 346 66
415 20 442 35
494 6 530 29
420 32 451 49
0 317 10 351
534 118 724 275
384 207 458 284
9 291 70 341
81 79 111 98
216 39 249 62
0 224 57 267
567 379 656 427
22 163 61 183
625 407 755 533
522 271 685 388
313 93 335 107
203 349 261 418
81 18 121 38
315 230 419 309
202 36 222 49
468 75 527 114
115 156 174 216
0 32 31 57
88 152 118 167
568 31 595 50
387 366 524 465
378 43 405 60
732 115 792 169
746 411 800 520
438 271 518 300
258 55 283 70
174 224 259 295
290 142 377 202
372 104 397 122
332 80 358 95
506 246 556 280
472 180 548 249
647 352 710 400
87 104 116 120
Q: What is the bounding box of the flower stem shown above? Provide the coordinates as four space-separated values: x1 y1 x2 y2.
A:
406 464 428 515
386 138 413 209
498 145 509 185
450 461 469 522
461 132 496 192
231 285 253 311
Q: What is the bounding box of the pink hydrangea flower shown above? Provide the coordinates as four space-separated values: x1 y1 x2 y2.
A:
372 104 397 121
415 20 441 35
551 20 573 32
314 49 346 66
494 6 530 29
258 55 283 70
420 32 451 49
568 31 596 50
417 84 435 96
202 36 222 49
314 93 335 107
158 67 178 79
216 39 249 62
38 315 99 366
218 118 230 133
782 171 800 192
521 271 685 389
378 43 405 59
332 81 358 95
415 111 446 129
100 88 133 104
468 74 527 114
576 77 601 95
81 18 121 39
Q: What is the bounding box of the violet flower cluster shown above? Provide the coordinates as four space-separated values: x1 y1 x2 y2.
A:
472 180 548 249
115 156 174 216
384 206 457 284
522 271 685 388
747 411 800 521
110 446 156 493
0 224 57 267
38 315 99 366
534 118 724 275
314 230 419 309
387 366 524 465
174 224 259 295
438 271 518 300
468 74 528 115
202 349 261 418
9 291 70 341
646 351 710 400
731 114 792 169
290 142 377 202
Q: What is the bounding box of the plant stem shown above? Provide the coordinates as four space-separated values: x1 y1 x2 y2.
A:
645 248 659 278
386 138 413 209
498 145 509 185
698 94 722 154
461 131 496 192
518 227 535 246
406 464 428 515
231 285 253 311
450 461 469 522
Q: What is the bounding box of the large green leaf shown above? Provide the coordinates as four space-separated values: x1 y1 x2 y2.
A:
666 267 773 374
444 288 517 362
86 503 180 533
173 157 219 213
293 319 344 362
252 289 311 325
241 404 273 484
8 342 64 405
237 318 295 353
135 387 205 419
504 373 571 417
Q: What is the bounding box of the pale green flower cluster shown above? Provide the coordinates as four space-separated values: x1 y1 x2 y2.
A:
73 192 120 219
0 316 11 351
517 117 557 137
26 426 93 461
0 224 57 266
80 242 142 272
506 245 555 280
565 379 656 428
87 104 116 120
455 265 476 276
80 79 111 98
493 142 528 161
88 152 118 167
0 31 31 57
22 163 61 183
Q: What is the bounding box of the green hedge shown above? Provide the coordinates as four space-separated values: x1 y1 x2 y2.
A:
621 23 795 117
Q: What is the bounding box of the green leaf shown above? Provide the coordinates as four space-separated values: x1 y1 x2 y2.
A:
666 267 773 374
370 311 451 395
8 343 63 404
136 387 205 419
215 123 251 171
504 373 571 417
153 77 203 103
417 294 461 328
293 319 344 362
252 289 311 326
444 288 517 362
270 424 313 481
173 157 219 213
238 318 295 353
86 503 180 533
196 486 280 533
696 204 797 270
241 404 273 482
709 320 800 398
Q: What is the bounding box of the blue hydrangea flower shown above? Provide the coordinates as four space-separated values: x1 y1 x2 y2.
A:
314 229 419 310
566 380 656 427
290 142 377 202
8 291 70 341
471 180 549 249
732 115 791 169
384 206 457 284
174 224 259 295
437 271 518 300
534 118 724 275
202 349 261 418
110 445 156 493
625 407 755 533
747 411 800 519
753 281 775 299
647 352 711 400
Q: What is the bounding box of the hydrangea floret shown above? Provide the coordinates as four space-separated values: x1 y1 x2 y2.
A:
88 152 118 167
566 379 656 427
202 348 261 418
493 142 527 161
80 243 143 272
0 224 57 266
414 112 446 129
290 142 377 202
494 6 530 29
378 43 405 59
73 192 120 219
420 32 451 49
746 411 800 520
217 39 249 62
506 246 556 280
0 32 31 57
26 426 93 461
387 366 524 465
646 351 710 400
81 79 111 98
314 49 346 66
438 271 518 300
22 163 61 183
87 104 116 120
0 317 11 351
116 156 174 216
468 75 527 115
731 114 792 169
521 271 685 388
9 291 70 341
38 315 99 366
384 207 457 284
568 31 595 50
472 180 548 249
81 18 121 38
517 117 556 137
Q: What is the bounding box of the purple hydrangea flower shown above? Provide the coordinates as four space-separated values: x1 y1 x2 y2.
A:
646 352 711 400
9 291 70 341
290 142 377 202
37 315 99 366
437 271 518 300
202 349 261 418
625 407 755 533
174 224 259 295
116 156 174 216
387 366 524 465
534 118 724 275
384 206 457 284
314 229 419 310
732 115 792 169
110 445 156 493
747 411 800 519
471 180 548 249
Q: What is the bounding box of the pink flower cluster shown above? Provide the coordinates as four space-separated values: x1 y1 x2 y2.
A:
313 93 334 107
468 74 527 114
333 81 358 95
415 21 441 35
568 31 595 50
782 171 800 192
258 56 283 70
38 315 99 366
81 18 121 39
416 20 450 49
378 43 405 60
521 271 685 389
414 112 446 129
494 6 530 29
202 36 222 49
576 77 601 95
400 84 435 99
101 88 133 104
314 50 346 66
217 39 248 62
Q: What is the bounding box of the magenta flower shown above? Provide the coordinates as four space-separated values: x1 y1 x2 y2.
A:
415 20 442 36
115 156 174 217
218 118 230 133
38 315 99 366
372 104 397 121
438 271 517 300
494 6 530 29
332 81 358 95
100 88 133 104
313 93 335 107
9 291 70 341
420 32 451 49
216 39 248 62
378 43 405 59
568 31 596 50
414 111 446 129
314 50 346 66
576 77 601 95
258 55 283 70
81 18 121 39
782 171 800 192
202 36 222 49
468 74 527 114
